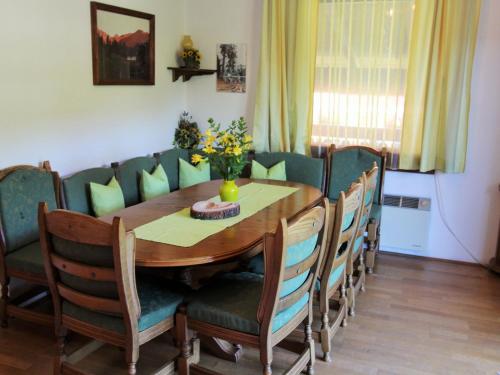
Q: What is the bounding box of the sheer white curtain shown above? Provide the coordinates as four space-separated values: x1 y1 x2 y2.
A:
313 0 415 163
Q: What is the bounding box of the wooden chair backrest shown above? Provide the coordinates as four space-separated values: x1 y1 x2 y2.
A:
257 198 328 339
319 179 363 297
38 203 139 336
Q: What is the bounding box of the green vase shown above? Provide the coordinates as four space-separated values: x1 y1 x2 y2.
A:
219 180 238 202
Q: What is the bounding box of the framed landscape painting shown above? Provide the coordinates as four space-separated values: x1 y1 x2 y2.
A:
90 2 155 85
216 43 247 93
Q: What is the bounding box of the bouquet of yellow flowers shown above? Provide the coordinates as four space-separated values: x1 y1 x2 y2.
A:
181 48 202 69
192 117 252 181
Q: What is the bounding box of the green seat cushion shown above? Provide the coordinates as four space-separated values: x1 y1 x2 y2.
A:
115 157 157 206
316 262 345 291
254 152 324 190
157 149 190 191
250 160 286 181
90 177 125 217
62 168 115 216
0 169 57 253
370 203 381 221
179 159 210 189
188 149 224 180
5 241 45 275
187 272 309 335
352 236 364 256
62 277 183 334
140 164 170 201
328 148 382 203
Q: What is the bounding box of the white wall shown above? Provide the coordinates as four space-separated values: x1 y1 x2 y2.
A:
183 0 500 264
0 0 186 176
183 0 262 131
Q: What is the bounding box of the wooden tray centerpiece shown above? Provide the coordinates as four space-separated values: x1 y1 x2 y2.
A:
190 201 240 220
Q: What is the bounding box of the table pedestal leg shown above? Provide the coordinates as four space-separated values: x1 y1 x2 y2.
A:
199 335 243 362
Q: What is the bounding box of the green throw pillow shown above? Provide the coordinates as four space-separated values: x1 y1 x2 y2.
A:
250 160 287 181
140 164 170 201
90 176 125 217
179 158 210 189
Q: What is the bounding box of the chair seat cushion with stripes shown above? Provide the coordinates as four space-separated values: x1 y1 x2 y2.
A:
62 277 183 334
5 241 45 276
370 203 381 221
187 272 309 335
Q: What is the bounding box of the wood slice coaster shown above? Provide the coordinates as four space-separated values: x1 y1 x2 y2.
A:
190 201 240 220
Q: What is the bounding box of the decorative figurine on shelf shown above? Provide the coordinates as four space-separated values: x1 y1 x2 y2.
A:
179 35 201 69
173 111 202 149
191 117 253 202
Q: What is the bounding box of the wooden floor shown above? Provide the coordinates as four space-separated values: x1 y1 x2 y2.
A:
1 253 500 374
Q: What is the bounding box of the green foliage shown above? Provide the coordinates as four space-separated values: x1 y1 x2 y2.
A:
173 111 201 150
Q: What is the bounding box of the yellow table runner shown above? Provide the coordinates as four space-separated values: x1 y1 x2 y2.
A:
134 183 299 247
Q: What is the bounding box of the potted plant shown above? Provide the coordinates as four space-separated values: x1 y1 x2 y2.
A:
173 111 202 149
191 117 253 202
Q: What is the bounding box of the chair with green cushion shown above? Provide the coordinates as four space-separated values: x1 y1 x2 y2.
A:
154 149 190 191
253 152 326 192
0 161 60 328
315 179 363 362
62 167 115 216
112 156 157 207
346 164 378 317
38 203 185 375
176 198 329 375
327 145 387 273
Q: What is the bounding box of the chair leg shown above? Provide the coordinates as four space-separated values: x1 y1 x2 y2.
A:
0 276 9 328
358 252 366 293
176 310 191 375
347 272 355 317
320 312 331 362
260 344 273 375
340 282 348 328
304 322 315 375
366 219 378 274
53 327 67 375
125 336 139 375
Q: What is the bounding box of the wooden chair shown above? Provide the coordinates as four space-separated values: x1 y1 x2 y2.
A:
176 198 329 375
38 204 185 374
112 156 158 207
0 161 60 327
315 179 363 362
326 144 387 274
346 164 378 316
61 167 115 215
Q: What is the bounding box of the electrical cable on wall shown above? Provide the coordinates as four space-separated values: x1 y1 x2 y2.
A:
433 173 488 268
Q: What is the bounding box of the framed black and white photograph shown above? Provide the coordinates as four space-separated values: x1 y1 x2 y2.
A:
216 43 246 93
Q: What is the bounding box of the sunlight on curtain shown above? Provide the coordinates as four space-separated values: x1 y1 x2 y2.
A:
313 0 415 163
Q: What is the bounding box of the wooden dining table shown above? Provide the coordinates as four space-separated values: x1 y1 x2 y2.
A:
100 178 323 361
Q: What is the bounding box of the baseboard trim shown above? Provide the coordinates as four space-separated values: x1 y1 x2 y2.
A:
378 250 484 268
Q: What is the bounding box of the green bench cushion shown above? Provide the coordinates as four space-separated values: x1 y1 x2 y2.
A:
62 277 183 334
115 157 157 207
62 167 115 216
187 272 309 335
157 149 190 191
0 169 57 253
5 241 45 276
254 152 324 190
328 148 383 204
188 149 224 180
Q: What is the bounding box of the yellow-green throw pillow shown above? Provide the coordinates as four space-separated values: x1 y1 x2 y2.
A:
179 158 210 189
140 164 170 201
250 160 287 181
90 176 125 217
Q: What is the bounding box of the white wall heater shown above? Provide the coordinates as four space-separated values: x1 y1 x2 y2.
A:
380 195 431 256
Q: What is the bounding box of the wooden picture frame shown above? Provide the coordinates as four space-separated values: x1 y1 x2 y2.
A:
90 1 155 85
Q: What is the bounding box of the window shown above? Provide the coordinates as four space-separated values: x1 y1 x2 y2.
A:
312 0 415 162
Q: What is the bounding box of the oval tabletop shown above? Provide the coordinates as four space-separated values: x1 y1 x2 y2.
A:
100 178 323 267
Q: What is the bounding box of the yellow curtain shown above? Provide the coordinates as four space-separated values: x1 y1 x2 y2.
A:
253 0 319 154
313 0 415 161
400 0 482 172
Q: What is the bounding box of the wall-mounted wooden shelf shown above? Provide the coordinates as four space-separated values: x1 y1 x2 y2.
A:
168 67 217 82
